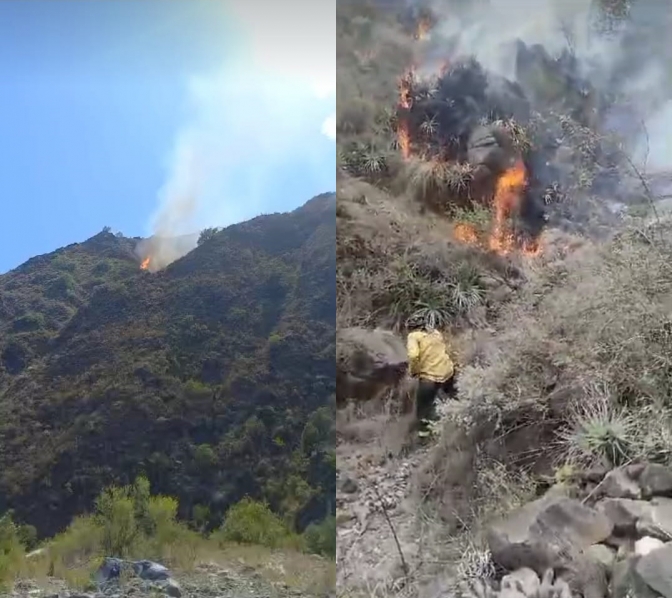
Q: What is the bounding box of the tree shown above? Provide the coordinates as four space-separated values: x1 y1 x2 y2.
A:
197 227 222 246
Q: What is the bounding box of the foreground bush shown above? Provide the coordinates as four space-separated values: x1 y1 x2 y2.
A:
454 223 672 469
0 514 25 590
0 478 336 590
213 498 302 550
303 516 336 557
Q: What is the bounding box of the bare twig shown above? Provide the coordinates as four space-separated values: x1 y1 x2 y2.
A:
622 152 660 226
372 483 410 577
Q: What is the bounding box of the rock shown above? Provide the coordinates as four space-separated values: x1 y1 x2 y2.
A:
597 498 651 535
95 557 123 584
501 568 540 597
586 543 616 569
585 467 610 483
467 124 517 175
536 569 571 598
635 542 672 598
336 328 407 405
635 536 665 556
340 476 359 494
612 556 660 598
636 497 672 541
599 468 642 499
161 578 182 597
132 559 171 580
487 494 613 575
615 539 635 561
489 285 513 303
625 463 647 480
639 464 672 498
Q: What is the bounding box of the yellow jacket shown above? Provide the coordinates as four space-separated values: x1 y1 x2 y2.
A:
407 330 454 382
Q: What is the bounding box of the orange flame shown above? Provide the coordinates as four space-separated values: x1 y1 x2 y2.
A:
397 70 414 160
140 257 151 270
415 17 432 40
453 222 479 245
489 160 527 256
521 237 542 256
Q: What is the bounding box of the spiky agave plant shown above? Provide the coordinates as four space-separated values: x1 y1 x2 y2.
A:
411 299 452 330
404 158 474 207
361 149 386 175
419 114 439 138
558 390 636 467
450 281 486 315
449 264 486 315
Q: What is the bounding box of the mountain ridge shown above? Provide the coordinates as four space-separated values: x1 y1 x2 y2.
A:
0 193 336 538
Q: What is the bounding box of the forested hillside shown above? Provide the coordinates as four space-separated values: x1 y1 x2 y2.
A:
0 193 336 538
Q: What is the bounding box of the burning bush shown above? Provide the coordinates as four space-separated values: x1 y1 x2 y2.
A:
336 1 664 259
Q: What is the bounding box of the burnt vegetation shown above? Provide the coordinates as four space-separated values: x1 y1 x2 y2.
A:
0 194 336 544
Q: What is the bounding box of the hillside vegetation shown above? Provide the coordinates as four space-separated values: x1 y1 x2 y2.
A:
336 0 672 596
0 194 336 545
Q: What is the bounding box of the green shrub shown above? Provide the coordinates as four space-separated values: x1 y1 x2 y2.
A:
303 516 335 557
95 486 138 557
46 274 77 299
0 513 26 589
51 254 77 272
214 498 298 549
12 312 45 333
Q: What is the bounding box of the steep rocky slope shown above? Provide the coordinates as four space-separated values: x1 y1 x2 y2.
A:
336 0 672 596
0 193 336 538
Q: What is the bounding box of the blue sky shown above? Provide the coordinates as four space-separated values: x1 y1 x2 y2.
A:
0 0 335 273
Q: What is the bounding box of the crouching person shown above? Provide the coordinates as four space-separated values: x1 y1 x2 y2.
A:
406 317 456 438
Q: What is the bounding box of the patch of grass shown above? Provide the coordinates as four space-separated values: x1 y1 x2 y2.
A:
208 542 336 596
451 205 492 232
400 158 474 210
455 542 496 582
491 118 532 153
371 254 486 330
16 477 336 593
453 223 672 477
0 514 25 591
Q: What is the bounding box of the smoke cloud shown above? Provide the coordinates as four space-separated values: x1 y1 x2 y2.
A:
421 0 672 174
137 0 335 271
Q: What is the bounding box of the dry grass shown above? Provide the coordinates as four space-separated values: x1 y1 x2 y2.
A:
337 176 518 332
446 220 672 476
399 158 475 210
203 542 336 595
20 539 334 596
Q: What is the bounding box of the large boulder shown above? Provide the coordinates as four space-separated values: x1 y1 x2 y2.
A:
635 542 672 598
612 556 661 598
597 498 651 535
487 493 613 575
598 468 642 500
336 327 407 405
639 464 672 499
467 124 517 176
636 497 672 541
95 558 181 597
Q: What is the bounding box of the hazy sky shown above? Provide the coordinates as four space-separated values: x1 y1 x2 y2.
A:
0 0 335 273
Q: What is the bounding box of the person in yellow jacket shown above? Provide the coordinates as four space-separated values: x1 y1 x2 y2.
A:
406 317 456 437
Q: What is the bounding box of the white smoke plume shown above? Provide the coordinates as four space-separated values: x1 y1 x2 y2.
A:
137 0 335 271
420 0 672 174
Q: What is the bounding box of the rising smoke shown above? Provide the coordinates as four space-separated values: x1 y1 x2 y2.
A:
137 0 336 272
339 0 672 250
419 0 672 177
